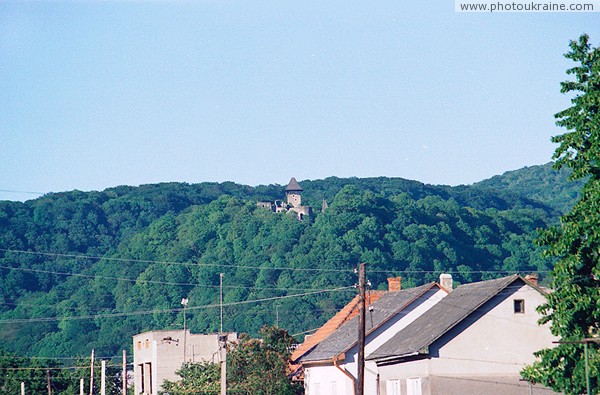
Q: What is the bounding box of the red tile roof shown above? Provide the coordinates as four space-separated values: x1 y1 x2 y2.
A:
289 291 385 379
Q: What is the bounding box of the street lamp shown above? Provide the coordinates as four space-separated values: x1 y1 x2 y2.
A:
181 298 189 363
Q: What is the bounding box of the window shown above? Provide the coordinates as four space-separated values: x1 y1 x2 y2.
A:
330 381 337 394
406 378 422 395
514 299 525 314
145 339 150 348
137 341 142 350
386 379 401 395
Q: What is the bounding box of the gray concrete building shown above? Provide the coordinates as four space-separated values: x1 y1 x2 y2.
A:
132 330 236 395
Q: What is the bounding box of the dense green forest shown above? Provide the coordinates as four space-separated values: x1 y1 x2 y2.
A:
0 162 579 363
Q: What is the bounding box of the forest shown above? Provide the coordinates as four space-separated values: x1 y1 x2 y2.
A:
0 162 582 365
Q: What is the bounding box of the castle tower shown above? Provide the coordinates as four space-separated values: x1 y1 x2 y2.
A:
285 177 303 208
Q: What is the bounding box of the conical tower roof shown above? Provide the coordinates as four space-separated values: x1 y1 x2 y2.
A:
285 177 303 192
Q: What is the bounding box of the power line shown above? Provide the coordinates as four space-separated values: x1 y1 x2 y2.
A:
0 248 355 273
0 362 130 371
0 248 552 275
0 286 354 325
0 264 352 292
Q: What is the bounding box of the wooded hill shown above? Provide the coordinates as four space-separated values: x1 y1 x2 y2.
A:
0 162 580 361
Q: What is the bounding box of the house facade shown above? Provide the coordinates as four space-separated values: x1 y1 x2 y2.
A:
297 280 448 395
369 275 558 395
297 274 559 395
132 330 236 395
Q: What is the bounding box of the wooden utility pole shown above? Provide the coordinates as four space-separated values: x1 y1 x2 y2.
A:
356 263 366 395
122 350 127 395
47 369 51 395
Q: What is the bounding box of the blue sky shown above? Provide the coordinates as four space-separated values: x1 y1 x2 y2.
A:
1 1 599 201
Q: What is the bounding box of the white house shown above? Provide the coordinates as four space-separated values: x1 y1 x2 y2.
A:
297 281 448 395
296 274 559 395
368 275 559 395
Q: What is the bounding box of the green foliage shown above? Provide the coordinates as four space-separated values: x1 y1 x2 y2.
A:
161 326 302 395
161 362 221 394
0 168 572 361
522 34 600 395
474 162 584 215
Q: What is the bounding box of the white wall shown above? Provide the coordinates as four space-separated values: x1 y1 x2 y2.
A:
430 284 555 376
377 283 557 395
343 289 448 394
304 364 354 395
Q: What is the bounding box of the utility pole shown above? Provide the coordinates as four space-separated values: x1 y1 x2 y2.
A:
101 360 106 395
219 273 226 395
122 350 127 395
181 298 189 363
89 349 95 395
220 273 224 333
219 334 227 395
276 304 279 327
46 369 51 395
356 263 366 395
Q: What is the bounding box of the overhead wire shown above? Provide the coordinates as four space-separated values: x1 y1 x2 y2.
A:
0 248 552 275
0 264 354 292
0 286 354 324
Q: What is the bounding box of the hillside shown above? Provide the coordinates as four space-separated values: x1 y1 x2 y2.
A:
473 162 583 214
0 165 581 360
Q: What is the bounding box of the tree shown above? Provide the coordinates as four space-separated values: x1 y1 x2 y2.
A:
522 34 600 394
160 362 221 395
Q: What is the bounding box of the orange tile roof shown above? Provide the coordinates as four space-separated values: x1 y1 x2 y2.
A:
290 290 386 367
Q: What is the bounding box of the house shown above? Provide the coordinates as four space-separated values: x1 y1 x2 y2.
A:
368 274 558 395
290 287 388 382
257 177 313 220
132 330 237 395
296 278 448 395
296 274 558 395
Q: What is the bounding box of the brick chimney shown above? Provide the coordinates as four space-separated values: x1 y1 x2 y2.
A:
387 277 402 292
440 273 453 292
524 273 539 286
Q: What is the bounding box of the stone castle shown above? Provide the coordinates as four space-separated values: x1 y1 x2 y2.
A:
257 177 313 220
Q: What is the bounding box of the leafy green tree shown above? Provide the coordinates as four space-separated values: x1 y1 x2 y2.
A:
228 326 302 395
161 362 221 395
522 34 600 394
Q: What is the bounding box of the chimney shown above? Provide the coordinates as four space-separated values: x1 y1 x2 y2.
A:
387 277 402 292
524 273 539 286
440 273 453 292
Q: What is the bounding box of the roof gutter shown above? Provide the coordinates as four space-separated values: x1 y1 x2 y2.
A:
369 351 421 365
332 354 357 395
